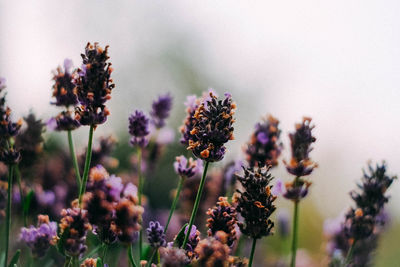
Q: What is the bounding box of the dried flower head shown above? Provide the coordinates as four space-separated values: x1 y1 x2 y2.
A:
150 93 173 128
193 236 230 267
114 196 144 244
284 117 317 177
51 59 78 107
246 115 282 168
59 207 91 257
160 246 189 267
49 111 80 132
129 110 150 147
235 166 277 239
206 197 237 247
174 155 203 178
74 42 115 126
146 221 167 248
20 215 58 258
187 92 236 162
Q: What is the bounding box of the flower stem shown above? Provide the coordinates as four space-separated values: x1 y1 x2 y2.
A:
164 176 185 233
343 240 356 267
128 244 138 267
15 165 26 226
78 125 94 205
181 161 210 249
68 130 81 190
248 238 257 267
137 148 143 259
290 198 300 267
146 249 157 267
101 243 108 265
4 164 14 267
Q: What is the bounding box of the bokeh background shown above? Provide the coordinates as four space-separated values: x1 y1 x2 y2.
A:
1 1 400 266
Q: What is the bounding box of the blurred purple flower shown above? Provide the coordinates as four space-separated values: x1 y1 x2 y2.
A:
129 110 150 147
150 93 173 128
173 155 203 178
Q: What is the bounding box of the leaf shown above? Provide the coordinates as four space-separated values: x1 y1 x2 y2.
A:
96 257 103 267
8 249 20 267
173 223 188 248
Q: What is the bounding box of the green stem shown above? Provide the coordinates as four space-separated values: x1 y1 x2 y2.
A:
68 130 81 190
137 148 143 260
164 176 185 233
101 243 108 265
248 238 257 267
290 198 300 267
181 161 210 249
128 244 138 267
146 249 157 267
4 164 14 267
343 241 356 267
78 125 94 205
15 165 26 226
157 249 160 265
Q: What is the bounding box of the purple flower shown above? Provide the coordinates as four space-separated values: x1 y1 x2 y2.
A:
183 224 200 258
51 58 78 107
49 111 80 131
20 215 57 258
146 221 167 248
106 175 124 202
123 183 138 199
187 91 236 162
173 155 203 178
150 93 173 128
128 110 150 147
0 77 6 89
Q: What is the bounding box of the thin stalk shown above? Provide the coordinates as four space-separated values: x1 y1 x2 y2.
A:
101 243 108 265
137 148 143 259
4 164 14 267
78 125 94 205
67 130 81 189
15 165 26 226
181 161 210 249
290 199 300 267
343 240 356 267
146 249 157 267
128 244 138 267
164 176 185 233
248 238 257 267
157 249 160 265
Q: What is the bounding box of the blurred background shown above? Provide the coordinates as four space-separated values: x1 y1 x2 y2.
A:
1 1 400 266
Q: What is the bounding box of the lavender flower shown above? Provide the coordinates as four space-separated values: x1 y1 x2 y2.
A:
160 247 189 267
245 115 282 167
150 93 173 128
146 221 167 248
180 95 201 145
49 111 80 131
187 92 236 162
20 215 57 258
114 196 144 244
51 59 79 107
59 207 91 257
284 117 317 177
74 42 115 126
235 166 277 239
173 155 203 178
173 224 200 259
193 236 230 267
206 196 237 247
129 110 150 147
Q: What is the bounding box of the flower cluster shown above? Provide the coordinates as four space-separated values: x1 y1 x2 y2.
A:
129 110 150 147
160 246 189 267
180 95 201 146
74 42 115 126
235 166 277 239
186 92 236 162
173 155 203 178
245 115 282 167
0 77 22 164
206 197 237 247
147 221 167 248
150 93 173 129
284 117 317 177
20 215 58 258
59 207 91 257
193 235 231 267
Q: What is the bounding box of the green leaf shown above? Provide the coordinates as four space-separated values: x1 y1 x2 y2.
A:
96 257 103 267
79 245 102 264
173 223 188 248
8 249 20 267
23 190 34 215
57 227 70 256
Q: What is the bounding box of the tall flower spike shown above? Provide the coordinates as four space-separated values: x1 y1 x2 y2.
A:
20 215 58 258
146 221 167 248
51 59 79 107
206 196 237 247
59 207 91 257
284 117 317 177
74 42 115 126
150 93 173 129
245 115 282 167
129 110 150 147
187 92 236 162
235 166 277 239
